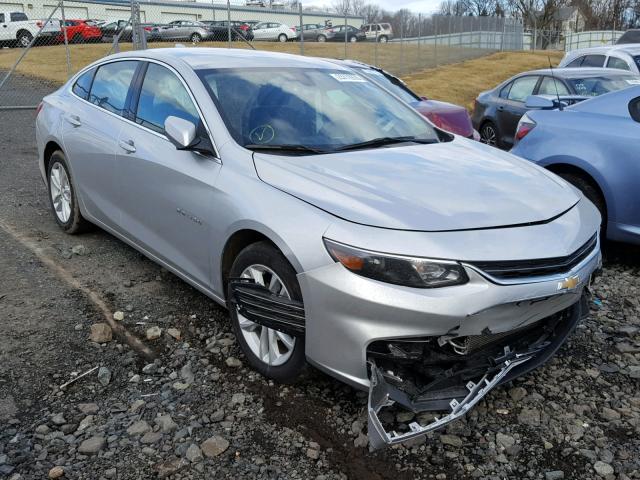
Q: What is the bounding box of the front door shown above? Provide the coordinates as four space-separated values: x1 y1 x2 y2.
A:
115 61 221 287
498 75 540 147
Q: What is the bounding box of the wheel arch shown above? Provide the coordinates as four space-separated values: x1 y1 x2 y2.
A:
219 225 302 300
16 28 32 40
43 140 64 176
544 162 609 217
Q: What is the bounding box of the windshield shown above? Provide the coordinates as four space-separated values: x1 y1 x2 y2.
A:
567 75 640 96
352 67 419 104
197 67 438 151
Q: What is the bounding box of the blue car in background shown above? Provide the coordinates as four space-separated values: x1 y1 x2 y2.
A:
511 86 640 245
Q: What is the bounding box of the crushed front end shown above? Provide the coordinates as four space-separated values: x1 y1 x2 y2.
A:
366 296 587 448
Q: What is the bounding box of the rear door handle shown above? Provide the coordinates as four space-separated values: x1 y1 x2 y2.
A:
65 114 81 127
118 139 136 153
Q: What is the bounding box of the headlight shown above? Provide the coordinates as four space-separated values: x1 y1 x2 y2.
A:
323 238 469 288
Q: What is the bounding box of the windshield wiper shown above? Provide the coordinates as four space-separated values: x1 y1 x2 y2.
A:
334 136 437 152
244 144 328 154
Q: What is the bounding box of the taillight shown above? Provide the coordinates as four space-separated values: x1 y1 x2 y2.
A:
36 102 44 116
515 114 536 143
143 26 152 31
36 21 43 27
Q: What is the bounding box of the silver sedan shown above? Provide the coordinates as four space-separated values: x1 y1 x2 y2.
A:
36 48 601 448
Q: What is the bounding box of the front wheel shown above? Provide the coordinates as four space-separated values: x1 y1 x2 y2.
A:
191 32 202 43
317 34 327 42
47 151 91 234
17 31 33 47
228 242 306 383
479 121 499 147
378 35 388 43
349 35 357 43
278 33 288 42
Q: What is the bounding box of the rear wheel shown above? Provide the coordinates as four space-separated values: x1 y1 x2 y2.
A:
17 31 33 48
317 34 327 42
278 33 288 42
47 151 91 234
228 242 306 383
349 35 357 43
557 173 607 235
378 35 388 43
190 32 201 43
479 121 499 147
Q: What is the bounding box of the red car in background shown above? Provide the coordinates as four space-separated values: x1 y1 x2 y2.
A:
331 59 479 140
57 19 102 43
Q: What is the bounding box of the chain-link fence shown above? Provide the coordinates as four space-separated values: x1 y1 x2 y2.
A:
0 0 533 109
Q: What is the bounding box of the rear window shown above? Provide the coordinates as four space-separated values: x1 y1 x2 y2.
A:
629 97 640 122
10 12 28 22
568 75 640 96
616 30 640 44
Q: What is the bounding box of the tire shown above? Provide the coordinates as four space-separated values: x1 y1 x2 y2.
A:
378 35 388 43
228 241 306 383
479 121 500 148
71 33 82 44
317 34 327 42
190 32 202 43
349 35 357 43
46 151 91 234
278 33 288 43
17 31 33 48
557 173 607 234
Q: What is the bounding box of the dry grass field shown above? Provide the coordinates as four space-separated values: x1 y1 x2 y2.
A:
0 41 562 111
403 50 564 110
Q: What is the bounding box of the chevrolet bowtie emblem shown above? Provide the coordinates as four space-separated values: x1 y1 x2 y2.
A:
558 275 580 291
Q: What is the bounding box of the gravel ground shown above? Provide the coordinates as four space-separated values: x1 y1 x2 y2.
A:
0 110 639 480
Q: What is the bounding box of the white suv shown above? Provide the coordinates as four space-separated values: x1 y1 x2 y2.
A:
361 23 393 43
0 11 60 47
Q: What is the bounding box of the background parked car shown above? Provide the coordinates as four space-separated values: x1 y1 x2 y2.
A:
361 22 393 42
325 24 365 42
615 29 640 44
332 59 477 139
251 22 297 42
472 67 640 148
0 11 60 47
511 87 640 245
201 20 254 41
295 23 329 41
148 20 212 43
58 19 102 43
559 44 640 73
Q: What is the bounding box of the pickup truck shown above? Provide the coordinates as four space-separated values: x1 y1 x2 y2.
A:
0 11 61 47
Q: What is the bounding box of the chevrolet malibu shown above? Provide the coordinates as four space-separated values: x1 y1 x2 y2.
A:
36 48 601 448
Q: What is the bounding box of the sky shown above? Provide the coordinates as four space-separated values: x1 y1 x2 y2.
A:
303 0 442 14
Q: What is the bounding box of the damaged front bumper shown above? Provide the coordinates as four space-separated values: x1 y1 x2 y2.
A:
366 296 586 449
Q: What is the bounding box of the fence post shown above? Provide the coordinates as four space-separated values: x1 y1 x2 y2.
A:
299 3 304 55
211 0 215 21
227 0 231 49
59 0 72 78
374 22 378 66
344 11 347 58
434 15 438 67
500 18 505 51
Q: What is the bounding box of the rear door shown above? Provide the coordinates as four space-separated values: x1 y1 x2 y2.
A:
0 14 10 41
61 60 139 229
498 75 540 146
115 61 221 286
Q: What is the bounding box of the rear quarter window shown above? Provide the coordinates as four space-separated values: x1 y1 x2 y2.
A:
566 57 584 67
71 68 95 100
581 55 606 67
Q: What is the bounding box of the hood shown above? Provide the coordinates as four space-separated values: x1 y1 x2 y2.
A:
253 139 579 232
412 100 474 138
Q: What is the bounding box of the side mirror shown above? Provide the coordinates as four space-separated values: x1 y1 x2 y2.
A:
165 116 197 150
525 95 555 109
420 96 428 101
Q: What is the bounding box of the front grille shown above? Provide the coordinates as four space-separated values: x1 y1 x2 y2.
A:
468 234 597 281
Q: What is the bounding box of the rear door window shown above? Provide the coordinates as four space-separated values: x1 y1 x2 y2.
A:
606 56 630 70
581 55 606 67
0 14 5 23
72 68 96 100
89 61 138 116
566 57 584 67
507 76 539 102
10 12 28 22
135 63 199 134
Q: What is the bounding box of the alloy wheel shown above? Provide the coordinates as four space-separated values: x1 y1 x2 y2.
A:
49 162 72 223
480 124 497 146
237 264 296 366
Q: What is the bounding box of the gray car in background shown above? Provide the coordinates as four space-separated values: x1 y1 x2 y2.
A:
36 48 601 448
148 20 212 43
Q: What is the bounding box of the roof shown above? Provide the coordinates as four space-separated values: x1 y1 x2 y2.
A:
525 67 638 78
567 44 640 56
110 47 350 70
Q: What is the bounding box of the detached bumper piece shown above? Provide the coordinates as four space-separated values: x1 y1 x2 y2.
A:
229 278 305 336
368 353 533 449
367 299 584 449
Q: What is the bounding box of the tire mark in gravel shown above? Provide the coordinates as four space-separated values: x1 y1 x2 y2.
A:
0 219 155 361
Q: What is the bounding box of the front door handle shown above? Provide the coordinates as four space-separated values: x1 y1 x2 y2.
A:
497 106 505 111
65 114 81 127
118 139 136 153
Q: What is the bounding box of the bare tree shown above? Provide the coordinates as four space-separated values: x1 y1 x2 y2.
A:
332 0 351 15
360 3 382 22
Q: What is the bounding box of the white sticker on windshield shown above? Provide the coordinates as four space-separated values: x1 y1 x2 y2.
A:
330 73 368 83
626 79 640 85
